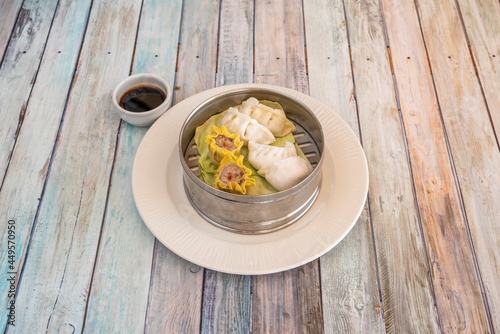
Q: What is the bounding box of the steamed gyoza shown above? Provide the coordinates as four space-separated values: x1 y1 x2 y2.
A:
194 97 315 195
221 108 275 145
240 97 259 115
258 156 313 191
248 140 297 171
239 97 296 137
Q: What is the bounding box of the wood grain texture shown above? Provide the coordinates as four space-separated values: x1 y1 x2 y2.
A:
254 0 308 93
252 1 323 333
303 0 384 332
382 0 492 331
215 0 253 87
456 0 500 138
253 261 323 334
202 271 251 334
144 0 220 332
319 211 384 334
83 0 183 333
170 0 220 102
82 125 152 334
145 249 205 333
0 0 23 59
0 0 58 184
0 0 92 330
8 0 142 332
0 0 496 332
346 0 443 332
201 0 253 333
415 0 500 330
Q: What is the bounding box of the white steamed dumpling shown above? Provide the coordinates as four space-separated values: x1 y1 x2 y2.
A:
258 156 313 191
239 98 296 137
221 108 275 145
248 141 297 171
240 97 259 115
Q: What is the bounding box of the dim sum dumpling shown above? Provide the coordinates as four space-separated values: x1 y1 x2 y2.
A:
205 125 243 165
221 108 275 145
247 141 297 171
239 98 296 137
240 97 259 115
258 156 313 191
213 154 255 194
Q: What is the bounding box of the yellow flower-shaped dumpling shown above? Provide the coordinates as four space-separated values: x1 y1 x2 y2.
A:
205 125 243 165
214 155 256 194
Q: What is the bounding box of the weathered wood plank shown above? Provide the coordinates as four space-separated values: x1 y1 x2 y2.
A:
345 0 443 332
319 213 384 334
202 271 252 334
382 0 492 331
144 0 220 332
415 0 500 330
8 0 142 332
0 0 23 59
201 0 253 333
0 0 92 330
83 0 183 333
0 0 58 183
252 0 323 333
456 0 500 138
215 0 253 87
146 250 205 333
169 0 219 102
304 0 384 332
254 0 308 93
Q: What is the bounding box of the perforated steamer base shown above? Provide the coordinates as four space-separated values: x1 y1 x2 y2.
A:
182 120 322 234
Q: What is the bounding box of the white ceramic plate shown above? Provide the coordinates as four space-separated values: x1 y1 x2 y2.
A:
132 83 368 275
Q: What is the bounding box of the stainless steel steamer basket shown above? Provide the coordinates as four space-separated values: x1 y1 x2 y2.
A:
179 88 325 234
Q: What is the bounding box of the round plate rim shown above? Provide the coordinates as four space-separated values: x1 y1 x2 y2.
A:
132 83 369 275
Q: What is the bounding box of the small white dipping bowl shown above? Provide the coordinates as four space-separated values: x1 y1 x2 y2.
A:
112 73 172 126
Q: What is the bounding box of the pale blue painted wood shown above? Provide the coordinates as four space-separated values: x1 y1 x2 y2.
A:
0 0 23 59
83 0 182 333
201 0 253 333
253 0 308 93
166 0 219 102
8 0 143 332
251 0 323 332
303 0 385 333
0 0 59 183
202 272 252 334
215 0 254 87
144 0 220 332
0 0 92 331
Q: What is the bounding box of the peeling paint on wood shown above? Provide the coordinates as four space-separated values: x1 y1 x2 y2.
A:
215 0 254 87
456 0 500 141
0 0 92 330
83 0 182 333
0 0 23 60
349 0 442 331
383 0 493 331
0 0 59 183
252 0 324 333
7 0 142 332
144 0 219 332
0 0 497 331
304 0 384 332
254 0 308 93
415 0 500 331
201 1 253 333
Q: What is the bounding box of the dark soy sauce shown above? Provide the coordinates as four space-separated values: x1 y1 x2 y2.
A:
119 85 166 112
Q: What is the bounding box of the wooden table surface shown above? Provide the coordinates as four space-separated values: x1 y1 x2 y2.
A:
1 0 499 332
